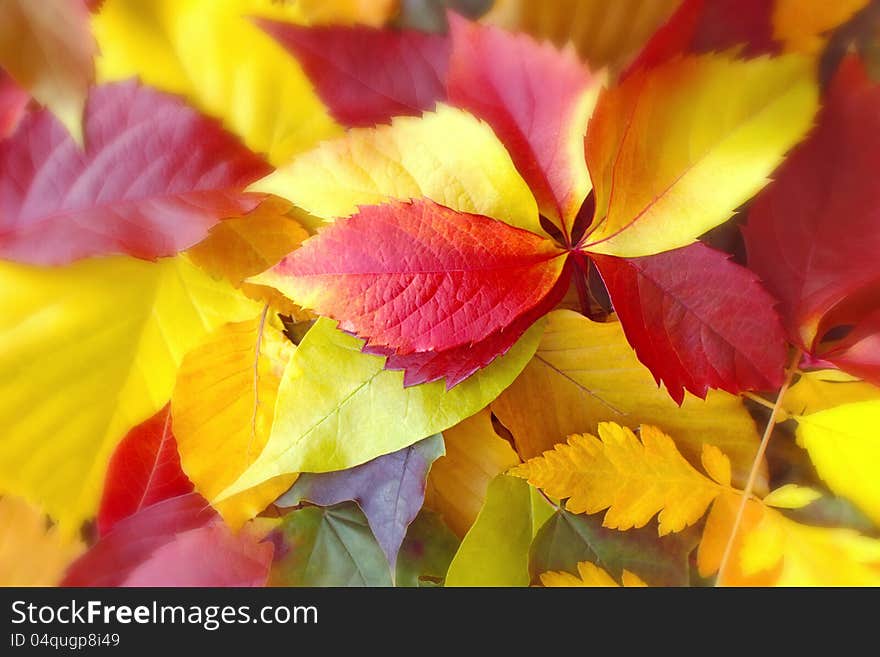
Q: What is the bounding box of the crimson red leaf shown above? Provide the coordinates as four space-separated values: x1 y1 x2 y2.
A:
447 14 597 236
0 80 270 265
257 19 450 128
592 243 787 404
259 199 568 355
743 57 880 350
62 494 272 587
822 309 880 386
628 0 777 75
97 405 194 537
0 69 28 139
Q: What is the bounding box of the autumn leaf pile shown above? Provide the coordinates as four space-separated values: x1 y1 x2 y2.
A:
1 0 879 588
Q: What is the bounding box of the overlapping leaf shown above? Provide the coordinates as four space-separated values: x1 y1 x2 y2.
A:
540 561 647 587
0 69 29 138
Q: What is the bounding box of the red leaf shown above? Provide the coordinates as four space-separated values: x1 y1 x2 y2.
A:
0 80 270 265
592 243 787 404
62 494 272 587
0 69 28 138
371 259 572 388
628 0 777 75
257 19 450 128
262 199 568 354
97 405 194 537
447 14 597 236
822 308 880 386
743 57 880 350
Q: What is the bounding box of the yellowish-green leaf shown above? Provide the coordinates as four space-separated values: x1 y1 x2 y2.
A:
172 314 297 529
513 423 725 535
540 561 648 587
0 495 84 586
583 54 818 257
491 310 764 487
784 369 880 416
217 317 544 500
445 475 536 586
0 256 259 532
763 484 823 510
252 105 543 235
0 0 96 143
424 408 521 537
795 401 880 525
93 0 340 165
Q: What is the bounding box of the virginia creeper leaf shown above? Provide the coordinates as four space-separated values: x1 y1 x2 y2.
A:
258 19 450 127
540 562 647 587
593 243 787 403
491 310 764 486
0 0 96 142
447 15 600 235
744 58 880 348
93 0 340 165
582 53 818 257
269 503 393 587
424 409 521 538
0 255 259 531
172 315 298 529
0 81 270 265
63 493 273 586
97 405 193 537
822 309 880 385
255 199 567 354
277 434 445 570
252 104 543 236
217 317 544 500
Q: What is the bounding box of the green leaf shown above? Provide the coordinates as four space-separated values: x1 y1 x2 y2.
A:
396 510 460 588
218 317 544 499
270 503 392 587
529 509 694 586
445 475 544 586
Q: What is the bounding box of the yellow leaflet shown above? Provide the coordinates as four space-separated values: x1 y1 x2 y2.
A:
762 484 822 510
0 256 259 532
795 400 880 525
584 54 818 257
773 0 869 54
0 495 84 586
172 315 297 529
540 561 648 587
491 310 764 487
295 0 398 26
253 105 544 235
93 0 340 165
784 369 880 416
424 408 521 537
513 424 728 535
217 317 545 500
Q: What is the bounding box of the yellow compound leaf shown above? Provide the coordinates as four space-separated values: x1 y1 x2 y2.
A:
512 423 725 535
93 0 340 165
0 256 260 532
172 314 298 529
491 310 764 488
795 400 880 525
0 496 84 586
540 561 648 588
0 0 95 143
424 409 521 537
583 53 818 257
773 0 870 54
253 105 543 235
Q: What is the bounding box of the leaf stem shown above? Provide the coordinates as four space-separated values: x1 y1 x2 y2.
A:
742 392 777 411
572 253 592 317
715 348 802 586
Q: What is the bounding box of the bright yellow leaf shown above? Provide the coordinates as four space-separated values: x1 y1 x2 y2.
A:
784 369 880 416
216 317 545 500
491 310 764 488
795 401 880 525
762 484 822 510
295 0 398 26
93 0 340 165
0 256 259 532
483 0 679 72
0 0 96 143
0 495 84 586
773 0 869 54
512 423 726 535
540 561 648 587
424 408 521 537
172 314 298 529
583 54 818 257
253 105 544 235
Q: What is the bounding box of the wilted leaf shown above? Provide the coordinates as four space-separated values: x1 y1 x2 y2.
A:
540 561 647 587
